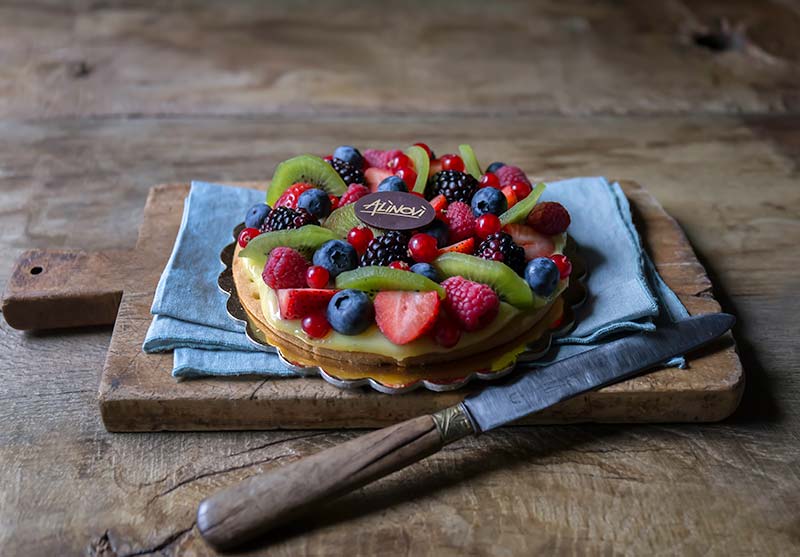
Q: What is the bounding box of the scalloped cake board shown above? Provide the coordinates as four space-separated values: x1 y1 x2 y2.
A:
96 181 742 431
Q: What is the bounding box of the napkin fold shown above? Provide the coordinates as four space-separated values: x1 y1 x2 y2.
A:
144 178 688 378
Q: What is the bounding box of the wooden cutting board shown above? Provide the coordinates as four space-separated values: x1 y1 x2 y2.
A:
2 181 743 431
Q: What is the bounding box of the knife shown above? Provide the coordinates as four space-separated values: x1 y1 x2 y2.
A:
197 313 734 550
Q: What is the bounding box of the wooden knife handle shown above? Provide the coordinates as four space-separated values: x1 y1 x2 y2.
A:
197 406 474 551
2 249 132 330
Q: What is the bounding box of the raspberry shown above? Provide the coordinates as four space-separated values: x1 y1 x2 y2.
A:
527 202 571 235
262 247 309 290
476 232 527 276
339 183 370 206
441 276 500 332
445 201 475 243
275 182 315 208
495 165 531 188
363 149 402 169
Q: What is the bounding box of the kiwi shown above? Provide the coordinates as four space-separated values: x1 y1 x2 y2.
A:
432 252 541 308
405 145 430 194
322 203 382 239
335 266 446 299
499 182 545 226
239 225 337 269
458 144 482 180
266 155 348 205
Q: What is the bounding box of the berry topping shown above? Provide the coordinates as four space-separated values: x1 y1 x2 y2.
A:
486 161 506 173
360 230 412 267
413 142 433 159
510 180 532 200
312 239 359 278
432 310 461 348
427 170 478 204
297 188 332 219
527 202 571 235
387 152 412 171
364 149 402 169
478 173 500 189
439 237 475 255
261 206 319 232
347 226 374 254
302 313 331 338
333 146 364 169
501 186 518 208
278 288 337 319
476 232 527 276
420 219 449 248
275 182 315 209
549 254 573 279
306 265 331 288
471 187 508 217
441 276 500 332
262 247 309 290
245 203 272 229
237 227 261 248
374 290 440 345
408 233 439 263
475 213 502 239
445 201 475 243
393 167 417 190
339 183 371 206
328 158 365 186
525 257 560 297
326 289 374 335
440 154 465 172
495 165 531 189
389 261 410 271
410 262 440 282
503 223 555 260
377 175 408 193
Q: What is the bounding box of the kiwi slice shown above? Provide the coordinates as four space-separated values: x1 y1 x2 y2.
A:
266 155 348 206
458 144 482 180
499 182 546 226
405 145 430 194
335 266 446 299
322 203 382 239
432 252 541 308
239 225 337 269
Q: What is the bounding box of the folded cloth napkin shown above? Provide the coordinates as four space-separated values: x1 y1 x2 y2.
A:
144 178 688 378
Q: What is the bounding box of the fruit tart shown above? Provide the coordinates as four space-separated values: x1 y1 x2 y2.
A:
230 144 576 390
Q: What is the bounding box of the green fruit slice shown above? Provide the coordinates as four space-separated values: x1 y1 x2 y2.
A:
405 145 430 194
458 144 482 180
499 182 545 226
335 266 446 299
322 203 382 238
266 155 348 205
432 252 541 308
239 225 337 269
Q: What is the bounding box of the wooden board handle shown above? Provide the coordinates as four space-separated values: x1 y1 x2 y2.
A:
197 412 467 550
2 249 132 330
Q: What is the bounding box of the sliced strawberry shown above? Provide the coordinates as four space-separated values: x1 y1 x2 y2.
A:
430 194 448 213
277 288 337 320
275 182 315 208
364 167 393 192
374 291 440 345
439 237 475 255
363 149 402 169
523 242 555 260
428 158 444 178
503 223 556 259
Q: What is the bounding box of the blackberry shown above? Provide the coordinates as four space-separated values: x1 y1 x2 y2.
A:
427 170 478 204
328 157 365 185
260 206 318 232
476 232 526 276
359 231 412 267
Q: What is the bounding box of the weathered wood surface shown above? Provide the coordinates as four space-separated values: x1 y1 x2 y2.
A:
1 0 799 555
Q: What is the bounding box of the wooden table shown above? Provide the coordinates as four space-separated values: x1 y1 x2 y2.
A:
1 1 798 555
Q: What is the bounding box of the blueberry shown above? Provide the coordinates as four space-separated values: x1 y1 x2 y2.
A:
525 257 559 297
333 146 364 169
471 187 508 217
421 219 448 248
312 240 358 278
245 203 271 229
297 188 332 219
326 289 374 335
377 175 408 193
410 263 440 282
486 161 506 173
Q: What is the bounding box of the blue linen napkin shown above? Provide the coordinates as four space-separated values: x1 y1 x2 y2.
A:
144 178 687 378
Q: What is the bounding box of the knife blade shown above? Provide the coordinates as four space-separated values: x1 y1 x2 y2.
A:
197 313 734 550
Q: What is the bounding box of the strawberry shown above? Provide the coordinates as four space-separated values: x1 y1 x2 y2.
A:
527 202 571 235
363 149 402 169
274 182 315 208
277 288 337 320
439 237 475 255
374 290 440 345
503 223 555 260
364 167 393 192
501 186 517 208
441 277 499 332
430 194 448 213
339 183 370 206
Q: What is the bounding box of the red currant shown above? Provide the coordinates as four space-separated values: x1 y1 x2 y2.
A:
394 167 417 189
388 153 412 171
433 315 461 348
479 173 500 189
389 261 410 271
237 227 261 247
413 142 433 159
510 180 532 199
475 214 501 239
323 155 333 162
329 194 339 210
549 254 572 279
306 265 330 288
408 233 439 263
347 226 374 254
302 313 331 338
440 154 465 172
